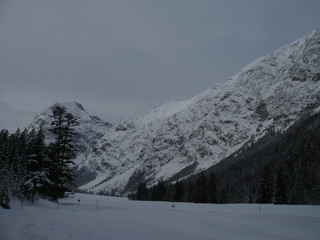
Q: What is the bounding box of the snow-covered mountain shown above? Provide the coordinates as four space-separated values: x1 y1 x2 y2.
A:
29 102 112 186
31 29 320 195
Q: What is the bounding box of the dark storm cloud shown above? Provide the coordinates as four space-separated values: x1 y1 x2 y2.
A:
1 0 320 131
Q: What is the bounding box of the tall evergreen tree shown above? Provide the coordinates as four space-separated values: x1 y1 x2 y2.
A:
273 168 287 204
48 106 78 200
136 182 148 200
194 174 208 203
174 180 184 202
5 129 27 198
207 173 217 203
14 129 28 197
255 167 273 203
1 129 13 208
23 128 51 202
0 129 10 194
0 128 28 207
153 180 166 201
0 134 11 208
186 181 194 202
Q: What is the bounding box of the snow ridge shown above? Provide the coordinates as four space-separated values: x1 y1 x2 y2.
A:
135 84 221 128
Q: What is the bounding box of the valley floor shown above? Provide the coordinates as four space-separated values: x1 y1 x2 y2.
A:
1 193 319 240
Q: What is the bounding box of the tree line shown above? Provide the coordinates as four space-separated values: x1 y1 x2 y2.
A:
0 106 78 209
129 169 287 204
130 113 320 204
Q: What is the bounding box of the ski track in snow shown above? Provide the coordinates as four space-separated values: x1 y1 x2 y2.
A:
1 193 320 240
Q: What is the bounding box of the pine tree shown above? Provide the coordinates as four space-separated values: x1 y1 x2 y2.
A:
174 180 184 202
194 174 208 203
153 180 166 201
14 129 28 197
207 173 217 203
186 181 194 202
273 168 287 204
0 128 28 206
255 167 273 203
4 128 27 198
0 129 10 189
136 182 148 200
48 106 78 200
0 129 12 208
24 128 51 202
0 143 11 209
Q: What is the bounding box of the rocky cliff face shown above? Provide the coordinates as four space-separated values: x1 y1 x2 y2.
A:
31 29 320 195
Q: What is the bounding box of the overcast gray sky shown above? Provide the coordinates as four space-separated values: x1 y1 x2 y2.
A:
1 0 320 131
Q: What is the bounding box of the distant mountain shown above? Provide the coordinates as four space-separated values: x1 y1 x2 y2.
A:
29 102 112 186
31 29 320 195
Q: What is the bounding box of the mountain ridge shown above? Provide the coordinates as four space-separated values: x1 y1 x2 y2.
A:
30 29 320 195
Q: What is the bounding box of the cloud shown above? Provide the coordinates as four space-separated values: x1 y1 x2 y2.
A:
1 0 320 131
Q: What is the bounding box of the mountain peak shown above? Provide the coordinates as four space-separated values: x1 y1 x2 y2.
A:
50 101 86 112
310 28 320 37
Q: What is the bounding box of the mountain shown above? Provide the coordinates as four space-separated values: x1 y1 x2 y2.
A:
29 102 112 186
136 112 320 204
78 29 320 195
31 29 320 195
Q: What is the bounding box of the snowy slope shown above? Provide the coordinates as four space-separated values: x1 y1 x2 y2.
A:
77 29 320 195
135 84 221 128
1 193 320 240
29 102 112 186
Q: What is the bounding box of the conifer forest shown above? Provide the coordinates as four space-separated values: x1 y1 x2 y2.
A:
0 106 78 208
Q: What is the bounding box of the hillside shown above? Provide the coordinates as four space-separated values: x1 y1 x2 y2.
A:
134 112 320 204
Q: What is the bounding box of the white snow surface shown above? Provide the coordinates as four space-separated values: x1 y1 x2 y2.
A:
30 29 320 195
135 84 221 128
1 193 320 240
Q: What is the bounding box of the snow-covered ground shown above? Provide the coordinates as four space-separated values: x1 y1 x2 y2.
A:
1 193 319 240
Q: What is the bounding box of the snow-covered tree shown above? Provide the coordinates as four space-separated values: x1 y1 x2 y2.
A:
0 128 27 207
23 128 51 202
0 131 11 208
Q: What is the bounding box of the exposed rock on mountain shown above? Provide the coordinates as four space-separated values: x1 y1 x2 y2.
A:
31 29 320 195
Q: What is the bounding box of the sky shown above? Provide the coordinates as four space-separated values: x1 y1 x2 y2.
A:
1 0 320 132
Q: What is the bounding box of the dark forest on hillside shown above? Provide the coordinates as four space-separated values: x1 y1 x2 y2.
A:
130 113 320 204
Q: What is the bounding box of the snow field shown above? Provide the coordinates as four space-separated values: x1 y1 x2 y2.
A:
1 193 320 240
